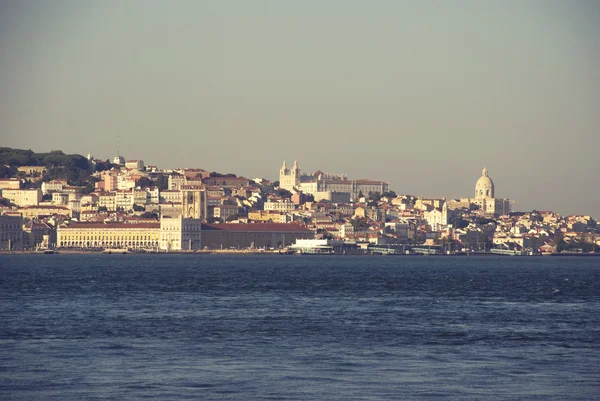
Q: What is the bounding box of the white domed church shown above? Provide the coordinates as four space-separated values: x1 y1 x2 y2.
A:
475 168 494 199
449 168 511 216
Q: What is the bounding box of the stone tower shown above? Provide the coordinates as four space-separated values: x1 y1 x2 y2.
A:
181 185 207 220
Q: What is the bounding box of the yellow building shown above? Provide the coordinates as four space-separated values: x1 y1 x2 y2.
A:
57 222 160 250
248 210 289 223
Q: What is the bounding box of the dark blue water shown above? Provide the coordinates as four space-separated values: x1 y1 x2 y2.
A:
1 255 599 400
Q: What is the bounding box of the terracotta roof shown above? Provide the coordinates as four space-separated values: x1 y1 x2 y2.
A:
201 223 311 232
21 205 69 210
62 222 160 229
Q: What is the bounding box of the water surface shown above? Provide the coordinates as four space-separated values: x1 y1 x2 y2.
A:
1 254 599 400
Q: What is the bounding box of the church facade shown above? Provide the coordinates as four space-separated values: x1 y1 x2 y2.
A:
278 160 389 202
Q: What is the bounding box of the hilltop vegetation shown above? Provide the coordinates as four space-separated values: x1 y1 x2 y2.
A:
0 147 90 169
0 147 95 186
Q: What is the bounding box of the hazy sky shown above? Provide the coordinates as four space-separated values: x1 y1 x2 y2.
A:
1 1 599 217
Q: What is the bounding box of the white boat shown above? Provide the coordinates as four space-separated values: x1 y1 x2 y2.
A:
103 248 129 254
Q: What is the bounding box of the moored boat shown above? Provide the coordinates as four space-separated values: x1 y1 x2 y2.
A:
103 248 129 254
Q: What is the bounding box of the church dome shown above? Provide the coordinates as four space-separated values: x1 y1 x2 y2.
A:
475 167 494 198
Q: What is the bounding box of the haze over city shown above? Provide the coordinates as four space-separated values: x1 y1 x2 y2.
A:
1 0 599 217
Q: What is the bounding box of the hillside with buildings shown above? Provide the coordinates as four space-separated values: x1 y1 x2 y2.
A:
0 149 598 255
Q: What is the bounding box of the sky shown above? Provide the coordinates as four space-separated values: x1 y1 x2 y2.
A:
1 0 599 217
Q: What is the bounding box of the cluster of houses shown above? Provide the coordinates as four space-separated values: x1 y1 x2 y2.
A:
0 156 598 254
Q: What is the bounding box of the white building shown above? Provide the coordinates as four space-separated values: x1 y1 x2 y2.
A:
264 199 297 213
423 205 448 231
98 193 116 211
279 160 389 201
52 192 70 206
159 216 203 251
125 160 144 170
113 155 125 165
214 204 241 221
384 220 410 240
450 168 511 216
115 190 135 211
168 174 187 190
160 190 183 203
1 189 41 207
41 179 66 195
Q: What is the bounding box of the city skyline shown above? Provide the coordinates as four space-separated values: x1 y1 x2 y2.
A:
2 144 597 219
1 1 599 217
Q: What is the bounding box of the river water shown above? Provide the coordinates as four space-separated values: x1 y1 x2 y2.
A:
1 254 599 400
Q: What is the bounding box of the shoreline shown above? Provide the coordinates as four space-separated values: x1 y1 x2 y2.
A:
1 250 599 257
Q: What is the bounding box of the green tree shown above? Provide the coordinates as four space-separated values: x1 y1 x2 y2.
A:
136 177 152 188
368 191 381 202
276 188 293 198
155 175 169 190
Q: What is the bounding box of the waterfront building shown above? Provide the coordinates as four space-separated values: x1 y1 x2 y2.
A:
199 222 313 250
23 221 55 249
0 214 24 250
57 222 160 249
159 216 202 251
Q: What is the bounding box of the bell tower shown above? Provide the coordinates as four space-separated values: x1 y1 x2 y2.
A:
181 185 207 220
279 160 300 191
